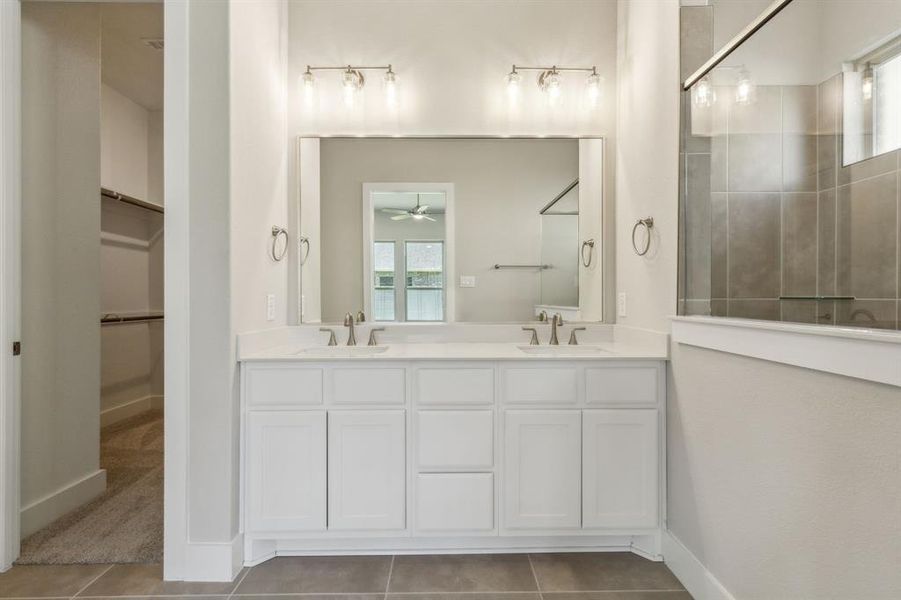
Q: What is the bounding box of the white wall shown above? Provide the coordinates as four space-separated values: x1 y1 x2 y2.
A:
614 0 680 333
668 343 901 598
20 2 104 535
317 138 578 323
101 84 149 200
289 0 618 321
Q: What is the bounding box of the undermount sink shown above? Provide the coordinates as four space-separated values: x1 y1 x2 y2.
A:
299 345 389 357
517 345 612 356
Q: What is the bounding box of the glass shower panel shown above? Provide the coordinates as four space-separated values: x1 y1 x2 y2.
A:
679 0 901 330
539 214 579 308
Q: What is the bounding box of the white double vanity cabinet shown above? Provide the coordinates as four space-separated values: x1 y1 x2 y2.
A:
239 332 667 565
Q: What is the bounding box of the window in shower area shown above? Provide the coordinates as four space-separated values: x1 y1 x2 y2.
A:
678 0 901 330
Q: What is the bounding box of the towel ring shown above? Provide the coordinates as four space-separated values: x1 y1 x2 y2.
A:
581 239 595 267
631 217 654 256
299 236 311 265
271 226 288 261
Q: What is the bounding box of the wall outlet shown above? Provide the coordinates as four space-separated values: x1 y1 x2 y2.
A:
617 292 627 318
266 294 276 321
459 275 476 288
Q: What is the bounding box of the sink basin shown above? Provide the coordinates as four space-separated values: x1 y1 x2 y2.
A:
299 346 389 357
517 345 612 356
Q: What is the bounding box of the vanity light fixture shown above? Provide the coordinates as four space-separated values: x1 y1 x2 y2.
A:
692 75 715 107
506 64 601 104
301 64 398 106
861 63 874 101
734 68 755 105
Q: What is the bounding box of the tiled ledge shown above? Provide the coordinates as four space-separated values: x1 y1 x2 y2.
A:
671 316 901 388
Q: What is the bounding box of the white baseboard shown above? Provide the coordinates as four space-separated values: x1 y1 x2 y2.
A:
20 469 107 537
663 530 736 600
100 394 164 428
184 533 244 582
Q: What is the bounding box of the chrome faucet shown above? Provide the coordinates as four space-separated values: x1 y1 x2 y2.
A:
568 327 586 345
343 312 357 346
368 327 385 346
521 326 540 345
549 313 563 345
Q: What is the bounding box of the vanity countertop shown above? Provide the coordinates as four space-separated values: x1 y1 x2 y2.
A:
239 340 668 362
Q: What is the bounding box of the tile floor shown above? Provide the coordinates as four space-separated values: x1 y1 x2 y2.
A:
0 553 691 600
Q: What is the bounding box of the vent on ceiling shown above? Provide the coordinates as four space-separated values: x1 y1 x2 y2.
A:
142 38 164 51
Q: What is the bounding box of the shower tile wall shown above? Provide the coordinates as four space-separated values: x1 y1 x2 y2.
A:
679 7 901 330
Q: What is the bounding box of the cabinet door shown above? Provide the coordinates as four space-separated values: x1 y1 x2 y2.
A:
503 410 581 529
328 410 406 530
583 409 658 528
246 411 327 532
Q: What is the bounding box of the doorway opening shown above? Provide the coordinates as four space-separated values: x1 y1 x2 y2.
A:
15 1 164 565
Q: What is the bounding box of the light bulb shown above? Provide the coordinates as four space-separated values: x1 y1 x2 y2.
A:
735 69 753 105
586 70 601 105
302 68 315 102
384 67 397 106
342 68 363 107
540 69 561 104
693 76 714 107
861 65 873 101
506 68 522 99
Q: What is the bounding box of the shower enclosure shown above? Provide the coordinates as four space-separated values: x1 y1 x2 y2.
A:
678 0 901 330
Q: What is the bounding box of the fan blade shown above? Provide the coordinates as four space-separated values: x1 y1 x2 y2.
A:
417 205 429 213
381 208 408 214
421 215 437 222
390 214 411 220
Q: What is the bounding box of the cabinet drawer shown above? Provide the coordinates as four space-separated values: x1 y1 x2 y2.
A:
416 473 494 532
245 365 323 406
585 366 659 405
502 367 578 405
416 367 494 405
331 368 405 405
417 410 493 470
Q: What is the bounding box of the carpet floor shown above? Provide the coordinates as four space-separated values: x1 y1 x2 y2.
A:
17 409 163 565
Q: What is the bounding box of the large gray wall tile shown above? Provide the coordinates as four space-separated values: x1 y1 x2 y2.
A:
837 149 898 185
836 172 898 298
685 154 712 299
782 85 817 134
783 134 817 192
818 189 837 296
729 86 781 134
780 300 816 324
728 192 781 298
711 193 728 298
728 299 780 320
782 193 818 296
817 75 841 137
728 134 782 192
680 6 713 81
834 299 898 330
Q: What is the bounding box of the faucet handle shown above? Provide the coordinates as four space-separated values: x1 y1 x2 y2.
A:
537 310 548 322
319 327 338 346
554 313 564 326
368 327 385 346
568 327 586 346
521 326 540 346
343 312 353 326
356 310 366 323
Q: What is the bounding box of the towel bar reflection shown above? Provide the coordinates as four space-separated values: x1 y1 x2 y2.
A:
271 226 289 261
493 264 551 270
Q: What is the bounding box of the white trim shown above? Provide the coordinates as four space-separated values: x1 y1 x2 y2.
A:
163 0 189 581
671 316 901 387
663 530 736 600
19 469 107 538
362 183 456 324
0 0 20 573
100 395 164 428
184 533 244 582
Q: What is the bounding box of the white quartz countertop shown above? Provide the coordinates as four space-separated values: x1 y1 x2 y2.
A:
239 341 667 362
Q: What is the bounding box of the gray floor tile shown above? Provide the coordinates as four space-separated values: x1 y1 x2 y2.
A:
529 553 684 592
0 564 109 598
236 596 382 600
77 564 240 596
388 554 537 593
235 556 391 594
387 594 540 600
543 593 693 600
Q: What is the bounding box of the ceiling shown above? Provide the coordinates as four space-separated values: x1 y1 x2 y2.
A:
101 3 164 111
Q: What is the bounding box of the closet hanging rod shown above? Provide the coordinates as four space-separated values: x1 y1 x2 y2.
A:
101 187 164 214
493 264 551 270
101 314 164 325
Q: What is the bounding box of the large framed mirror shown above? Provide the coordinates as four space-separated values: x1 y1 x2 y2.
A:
296 137 604 324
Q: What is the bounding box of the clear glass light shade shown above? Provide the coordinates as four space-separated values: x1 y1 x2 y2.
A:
384 70 398 105
542 71 562 100
861 68 874 101
692 76 715 107
302 70 315 90
342 70 363 107
586 72 601 104
734 70 755 105
506 70 522 98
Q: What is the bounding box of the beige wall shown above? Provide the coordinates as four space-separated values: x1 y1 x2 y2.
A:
668 343 901 598
615 0 680 333
318 138 578 323
20 2 102 531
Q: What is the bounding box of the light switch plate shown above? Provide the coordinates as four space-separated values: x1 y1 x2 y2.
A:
266 294 276 321
460 275 476 288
